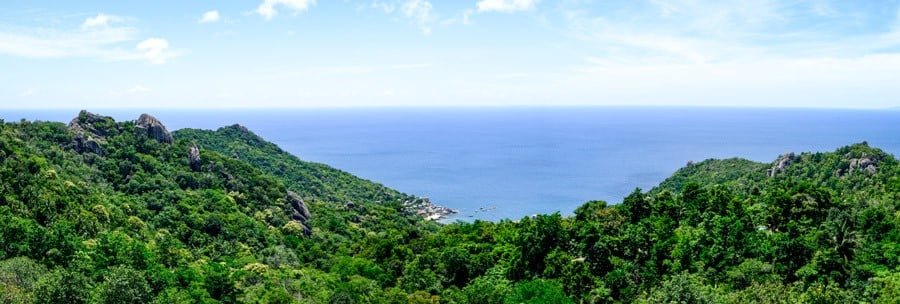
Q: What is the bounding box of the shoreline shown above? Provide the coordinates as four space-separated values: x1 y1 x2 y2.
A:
404 197 457 221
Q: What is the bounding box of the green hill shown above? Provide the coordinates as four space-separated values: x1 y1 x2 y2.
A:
174 125 454 221
0 112 897 303
174 125 410 206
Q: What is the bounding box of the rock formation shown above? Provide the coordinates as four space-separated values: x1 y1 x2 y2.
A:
189 145 202 171
68 110 112 155
69 110 113 135
846 155 878 175
72 134 104 155
286 191 312 236
135 114 174 144
767 153 797 177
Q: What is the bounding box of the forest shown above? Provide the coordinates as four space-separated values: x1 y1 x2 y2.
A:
0 111 897 303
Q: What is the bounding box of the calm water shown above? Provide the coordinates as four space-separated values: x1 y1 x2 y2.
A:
4 107 900 221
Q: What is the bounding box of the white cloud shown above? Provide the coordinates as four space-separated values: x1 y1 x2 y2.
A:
0 15 181 64
476 0 537 13
199 10 221 23
20 88 35 97
0 26 136 58
81 13 123 29
401 0 433 35
256 0 316 20
369 0 434 35
134 38 173 64
561 1 900 66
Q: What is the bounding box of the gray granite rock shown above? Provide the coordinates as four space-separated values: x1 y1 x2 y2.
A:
135 114 174 144
189 145 202 171
286 191 312 236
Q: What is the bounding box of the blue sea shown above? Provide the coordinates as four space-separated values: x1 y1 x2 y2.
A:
4 107 900 221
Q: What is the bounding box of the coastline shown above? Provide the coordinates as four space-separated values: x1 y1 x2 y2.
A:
404 197 457 221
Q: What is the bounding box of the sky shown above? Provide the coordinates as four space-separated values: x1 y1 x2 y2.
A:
1 0 900 109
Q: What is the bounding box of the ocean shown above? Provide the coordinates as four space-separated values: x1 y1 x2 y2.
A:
4 107 900 221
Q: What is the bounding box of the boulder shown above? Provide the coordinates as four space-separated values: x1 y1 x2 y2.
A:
189 145 202 171
72 133 104 155
845 155 878 175
858 158 874 168
68 110 114 137
68 110 113 155
767 153 797 177
286 191 312 236
865 165 877 174
135 114 173 144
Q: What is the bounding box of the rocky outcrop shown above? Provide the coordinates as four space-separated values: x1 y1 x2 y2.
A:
845 154 878 175
135 114 173 144
767 153 797 177
68 110 113 155
405 197 456 221
72 134 104 155
286 191 312 236
189 145 202 171
865 165 877 174
69 110 114 136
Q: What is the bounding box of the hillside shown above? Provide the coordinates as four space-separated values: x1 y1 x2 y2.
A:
0 112 898 303
174 125 454 220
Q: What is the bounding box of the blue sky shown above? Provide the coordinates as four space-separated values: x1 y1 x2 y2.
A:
1 0 900 109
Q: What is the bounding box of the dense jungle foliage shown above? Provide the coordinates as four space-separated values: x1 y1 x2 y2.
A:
0 112 897 303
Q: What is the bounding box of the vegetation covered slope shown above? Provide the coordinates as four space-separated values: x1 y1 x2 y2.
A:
1 112 898 303
174 125 411 206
